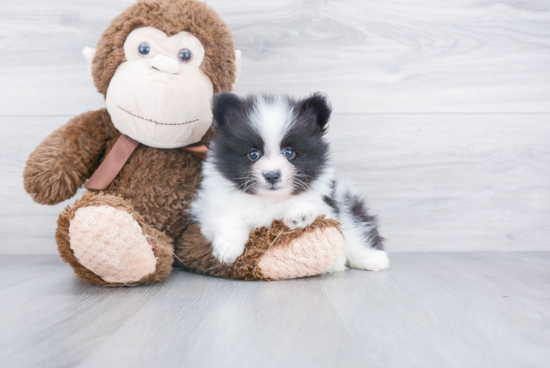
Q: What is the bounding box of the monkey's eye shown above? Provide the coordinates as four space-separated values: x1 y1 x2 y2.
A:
283 147 296 160
247 149 261 161
138 42 150 56
178 48 192 63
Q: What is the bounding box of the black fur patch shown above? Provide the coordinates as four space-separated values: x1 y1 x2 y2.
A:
322 180 339 214
296 93 332 133
210 93 264 193
323 195 339 215
344 191 384 250
281 94 332 194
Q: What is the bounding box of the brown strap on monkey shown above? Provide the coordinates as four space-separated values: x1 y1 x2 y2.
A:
181 142 208 160
85 134 208 190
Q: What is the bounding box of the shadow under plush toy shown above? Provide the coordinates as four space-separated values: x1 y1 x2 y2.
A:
23 0 345 286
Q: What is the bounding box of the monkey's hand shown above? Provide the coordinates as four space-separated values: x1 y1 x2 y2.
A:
23 109 114 205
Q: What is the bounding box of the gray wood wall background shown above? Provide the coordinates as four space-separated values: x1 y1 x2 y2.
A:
1 0 549 254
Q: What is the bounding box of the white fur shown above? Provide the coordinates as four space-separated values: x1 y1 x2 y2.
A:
250 96 293 152
191 161 336 263
249 96 296 197
190 98 389 271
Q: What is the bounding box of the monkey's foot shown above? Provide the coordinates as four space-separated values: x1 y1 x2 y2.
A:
56 192 173 287
69 205 157 283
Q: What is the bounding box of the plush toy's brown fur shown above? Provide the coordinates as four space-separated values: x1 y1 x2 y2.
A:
23 0 343 286
176 217 343 281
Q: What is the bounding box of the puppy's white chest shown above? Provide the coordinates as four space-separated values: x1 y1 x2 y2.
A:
240 197 291 228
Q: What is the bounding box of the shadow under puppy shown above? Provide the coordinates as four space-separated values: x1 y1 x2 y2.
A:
190 93 389 272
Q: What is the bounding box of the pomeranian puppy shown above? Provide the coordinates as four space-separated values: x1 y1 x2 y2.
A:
190 93 389 272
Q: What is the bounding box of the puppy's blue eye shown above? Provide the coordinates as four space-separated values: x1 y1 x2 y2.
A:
283 147 296 160
178 48 192 63
138 42 150 56
247 149 260 161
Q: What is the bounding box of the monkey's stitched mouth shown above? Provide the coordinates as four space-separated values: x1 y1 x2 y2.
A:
117 105 198 126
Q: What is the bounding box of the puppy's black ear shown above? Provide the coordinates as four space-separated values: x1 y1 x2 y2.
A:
212 92 242 129
297 93 332 132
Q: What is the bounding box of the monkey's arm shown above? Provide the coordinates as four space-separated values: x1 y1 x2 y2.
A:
24 109 115 205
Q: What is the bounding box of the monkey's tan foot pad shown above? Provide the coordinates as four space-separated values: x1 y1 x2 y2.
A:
69 205 157 284
256 224 344 280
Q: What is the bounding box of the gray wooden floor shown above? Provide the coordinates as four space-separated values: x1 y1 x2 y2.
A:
1 252 549 368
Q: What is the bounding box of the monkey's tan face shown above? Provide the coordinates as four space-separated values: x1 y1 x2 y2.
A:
105 27 214 149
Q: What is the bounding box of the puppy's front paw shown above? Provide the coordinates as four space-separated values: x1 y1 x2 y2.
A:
283 203 317 230
212 236 245 264
328 253 348 273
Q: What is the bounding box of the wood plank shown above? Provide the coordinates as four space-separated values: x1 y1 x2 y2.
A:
0 255 66 291
0 253 549 367
326 113 550 252
0 0 549 115
3 114 549 253
78 273 368 368
321 251 550 368
0 257 165 367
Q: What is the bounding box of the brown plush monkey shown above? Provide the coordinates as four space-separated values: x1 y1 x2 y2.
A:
23 0 344 287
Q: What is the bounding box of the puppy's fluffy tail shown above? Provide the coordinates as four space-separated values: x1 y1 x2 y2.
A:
330 180 384 250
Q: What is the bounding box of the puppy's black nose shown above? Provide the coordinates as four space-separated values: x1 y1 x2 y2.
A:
263 171 281 185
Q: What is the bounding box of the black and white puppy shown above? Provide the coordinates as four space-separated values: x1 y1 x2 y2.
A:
190 93 389 272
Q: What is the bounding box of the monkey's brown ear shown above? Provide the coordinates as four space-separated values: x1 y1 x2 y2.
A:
297 93 332 132
82 47 96 75
234 50 242 84
212 92 242 128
